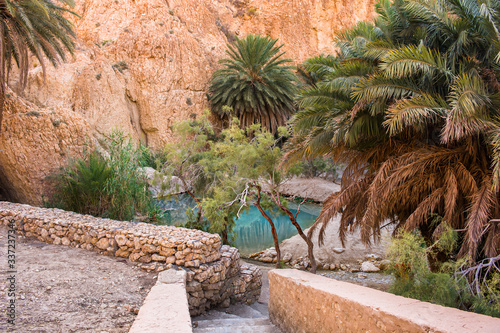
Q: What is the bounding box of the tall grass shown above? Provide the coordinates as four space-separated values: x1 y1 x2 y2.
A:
46 133 161 222
48 150 113 217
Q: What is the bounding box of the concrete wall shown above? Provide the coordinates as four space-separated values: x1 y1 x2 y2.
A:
130 269 192 333
268 269 500 333
0 202 261 315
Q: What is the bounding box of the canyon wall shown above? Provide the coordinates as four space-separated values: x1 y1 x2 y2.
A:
1 0 375 204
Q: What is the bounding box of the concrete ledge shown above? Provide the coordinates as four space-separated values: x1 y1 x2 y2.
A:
268 269 500 333
130 269 192 333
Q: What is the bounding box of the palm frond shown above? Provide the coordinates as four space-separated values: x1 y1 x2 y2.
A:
460 176 495 260
380 44 453 80
384 93 448 135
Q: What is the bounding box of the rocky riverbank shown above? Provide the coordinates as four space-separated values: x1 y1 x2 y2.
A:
252 177 392 270
250 247 390 273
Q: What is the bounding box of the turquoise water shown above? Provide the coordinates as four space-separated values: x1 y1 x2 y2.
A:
157 195 321 256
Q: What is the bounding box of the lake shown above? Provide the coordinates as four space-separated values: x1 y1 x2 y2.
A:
157 194 321 256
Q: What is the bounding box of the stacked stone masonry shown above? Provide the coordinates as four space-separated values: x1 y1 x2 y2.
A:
0 202 261 315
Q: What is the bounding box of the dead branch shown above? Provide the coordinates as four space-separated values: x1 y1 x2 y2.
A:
455 255 500 296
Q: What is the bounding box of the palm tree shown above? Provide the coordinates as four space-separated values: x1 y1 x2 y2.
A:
0 0 77 128
288 0 500 262
208 34 298 135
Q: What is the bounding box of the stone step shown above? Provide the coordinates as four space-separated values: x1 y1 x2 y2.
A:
222 303 267 319
193 317 272 329
194 310 242 321
191 300 281 332
193 323 280 333
249 301 270 317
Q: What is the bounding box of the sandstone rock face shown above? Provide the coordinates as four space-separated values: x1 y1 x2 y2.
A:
0 92 92 204
20 0 376 148
2 0 376 204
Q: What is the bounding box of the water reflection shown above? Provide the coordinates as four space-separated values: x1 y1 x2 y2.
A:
157 194 321 256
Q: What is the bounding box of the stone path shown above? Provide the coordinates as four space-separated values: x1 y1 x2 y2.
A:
192 264 281 333
191 304 280 333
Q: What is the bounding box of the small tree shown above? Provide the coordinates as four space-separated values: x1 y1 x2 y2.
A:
160 113 243 244
161 114 318 271
219 123 317 271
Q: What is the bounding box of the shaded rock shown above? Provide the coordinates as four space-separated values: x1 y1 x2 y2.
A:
365 253 382 261
0 93 92 205
140 167 187 197
152 254 166 261
260 256 273 263
115 234 128 247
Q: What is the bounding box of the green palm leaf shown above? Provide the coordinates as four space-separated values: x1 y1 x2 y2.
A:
208 35 298 134
380 44 453 80
0 0 77 127
384 93 448 135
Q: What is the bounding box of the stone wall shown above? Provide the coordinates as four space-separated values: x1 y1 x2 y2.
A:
0 202 261 315
1 0 378 205
269 269 500 333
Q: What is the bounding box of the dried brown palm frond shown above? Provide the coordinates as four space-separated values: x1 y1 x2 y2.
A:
313 140 500 261
460 176 495 259
308 175 374 247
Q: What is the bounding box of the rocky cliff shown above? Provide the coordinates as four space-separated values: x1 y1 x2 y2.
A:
0 0 375 204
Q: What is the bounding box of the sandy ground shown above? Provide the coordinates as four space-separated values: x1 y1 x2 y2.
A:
0 226 157 333
279 221 392 266
244 260 392 295
277 176 339 203
275 177 392 266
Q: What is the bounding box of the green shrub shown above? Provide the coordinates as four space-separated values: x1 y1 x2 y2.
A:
138 145 169 169
299 157 340 180
471 272 500 317
47 133 161 222
48 150 113 217
388 231 459 307
388 229 500 317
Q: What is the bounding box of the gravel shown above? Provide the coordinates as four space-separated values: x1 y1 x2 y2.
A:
0 226 156 332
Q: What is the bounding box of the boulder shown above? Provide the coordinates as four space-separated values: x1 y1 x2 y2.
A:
361 261 380 273
139 167 187 197
282 252 292 263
